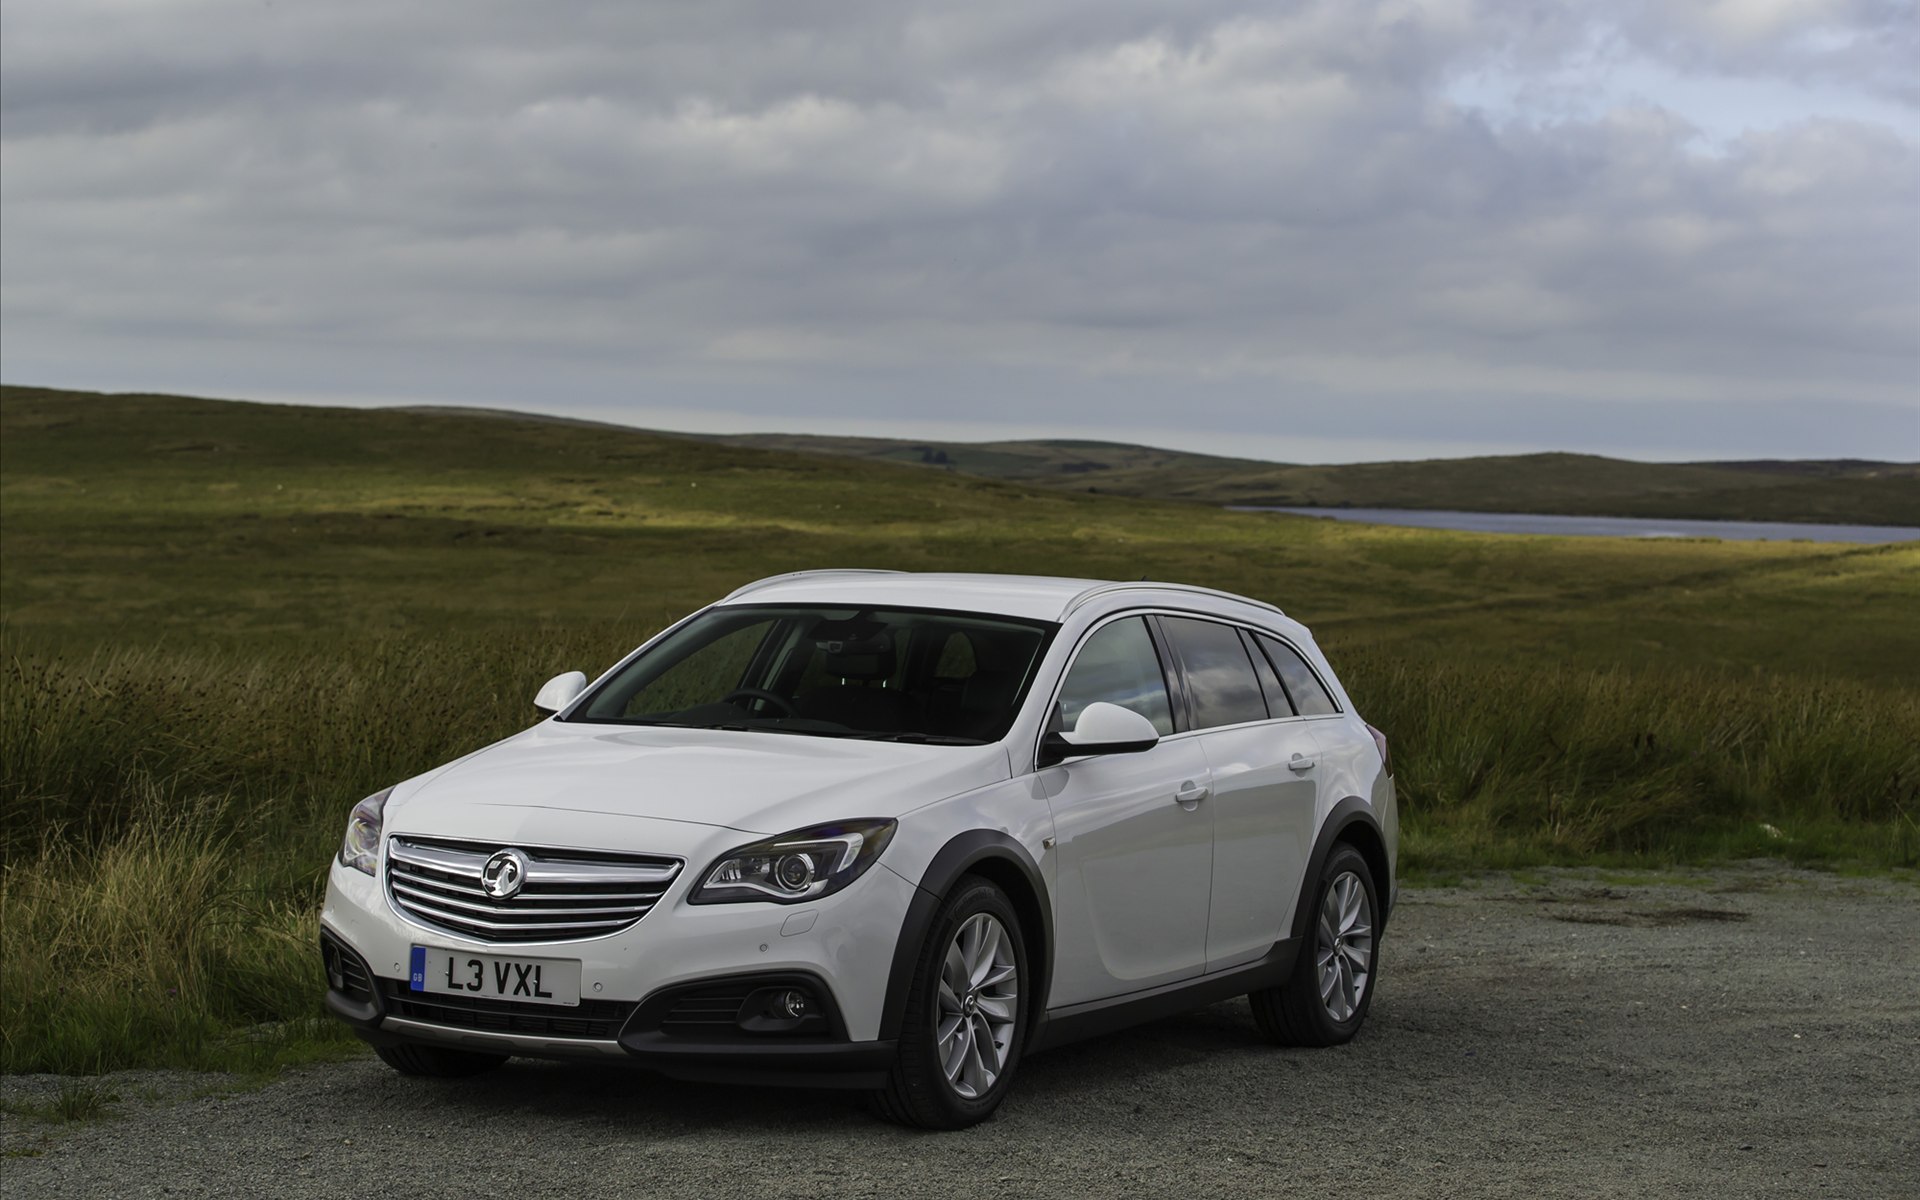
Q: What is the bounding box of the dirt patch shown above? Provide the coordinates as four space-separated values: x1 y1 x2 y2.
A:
1548 905 1751 928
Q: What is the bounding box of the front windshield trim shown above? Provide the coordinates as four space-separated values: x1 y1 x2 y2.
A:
559 602 1060 746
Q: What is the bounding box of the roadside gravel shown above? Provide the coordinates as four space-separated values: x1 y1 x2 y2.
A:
5 866 1915 1199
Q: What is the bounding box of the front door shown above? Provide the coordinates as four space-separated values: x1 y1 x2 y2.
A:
1038 616 1214 1007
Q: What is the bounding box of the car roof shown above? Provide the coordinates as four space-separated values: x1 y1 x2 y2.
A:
716 570 1284 624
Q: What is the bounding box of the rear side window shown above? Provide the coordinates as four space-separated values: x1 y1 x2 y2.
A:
1255 634 1340 716
1242 629 1295 717
1160 616 1269 729
1056 617 1175 736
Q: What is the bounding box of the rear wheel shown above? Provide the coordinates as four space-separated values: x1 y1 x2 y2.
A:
374 1043 509 1078
871 877 1028 1129
1250 843 1379 1047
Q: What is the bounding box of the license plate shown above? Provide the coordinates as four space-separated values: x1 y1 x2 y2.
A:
409 946 581 1007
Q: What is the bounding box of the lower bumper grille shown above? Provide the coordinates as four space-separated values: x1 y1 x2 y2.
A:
657 985 755 1037
321 930 375 1003
377 979 636 1040
631 974 841 1041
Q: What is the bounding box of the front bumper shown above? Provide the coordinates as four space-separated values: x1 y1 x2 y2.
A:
322 968 898 1088
319 838 914 1089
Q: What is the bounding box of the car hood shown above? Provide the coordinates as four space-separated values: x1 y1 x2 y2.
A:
387 720 1012 837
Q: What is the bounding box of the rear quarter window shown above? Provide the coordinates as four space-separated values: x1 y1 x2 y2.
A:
1255 634 1340 716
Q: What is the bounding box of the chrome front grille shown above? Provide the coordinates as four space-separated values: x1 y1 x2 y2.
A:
384 836 682 944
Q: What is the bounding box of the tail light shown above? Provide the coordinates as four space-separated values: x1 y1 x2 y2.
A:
1365 722 1391 776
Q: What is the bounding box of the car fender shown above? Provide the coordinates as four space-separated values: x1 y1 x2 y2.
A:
875 830 1054 1042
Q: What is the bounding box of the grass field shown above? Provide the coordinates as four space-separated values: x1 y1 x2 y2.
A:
3 384 1917 1076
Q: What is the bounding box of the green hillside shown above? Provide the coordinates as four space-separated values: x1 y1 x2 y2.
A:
2 383 1916 1075
3 385 1914 672
707 433 1920 526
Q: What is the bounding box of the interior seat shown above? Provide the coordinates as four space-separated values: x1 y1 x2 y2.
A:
792 652 923 733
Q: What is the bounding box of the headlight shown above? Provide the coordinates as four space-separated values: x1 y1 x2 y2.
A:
689 819 897 905
337 788 392 875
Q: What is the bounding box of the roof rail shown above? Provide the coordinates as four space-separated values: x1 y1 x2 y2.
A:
1062 581 1285 619
719 568 907 604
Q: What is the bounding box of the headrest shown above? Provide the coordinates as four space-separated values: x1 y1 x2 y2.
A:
809 613 892 657
824 652 890 680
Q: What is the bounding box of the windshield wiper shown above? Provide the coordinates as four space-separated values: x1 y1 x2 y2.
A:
642 721 871 739
615 720 980 744
850 732 986 745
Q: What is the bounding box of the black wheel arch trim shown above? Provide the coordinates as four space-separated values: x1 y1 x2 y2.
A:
877 830 1054 1042
1293 796 1393 941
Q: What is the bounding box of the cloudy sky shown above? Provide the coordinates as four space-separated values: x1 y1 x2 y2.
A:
2 0 1915 463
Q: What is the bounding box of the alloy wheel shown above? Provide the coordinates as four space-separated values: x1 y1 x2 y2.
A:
936 912 1020 1099
1315 870 1373 1022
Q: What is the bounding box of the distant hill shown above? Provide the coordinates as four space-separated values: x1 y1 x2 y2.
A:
705 434 1920 527
4 384 1913 526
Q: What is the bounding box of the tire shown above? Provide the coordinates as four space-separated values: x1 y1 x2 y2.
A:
374 1042 509 1078
1250 843 1379 1047
870 876 1030 1130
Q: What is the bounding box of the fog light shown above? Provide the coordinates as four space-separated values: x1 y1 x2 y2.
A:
322 943 346 991
735 985 827 1034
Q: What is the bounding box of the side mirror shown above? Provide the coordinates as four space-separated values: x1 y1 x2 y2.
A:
534 671 588 716
1037 701 1161 767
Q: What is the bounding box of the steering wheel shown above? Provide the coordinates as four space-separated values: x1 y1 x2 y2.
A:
719 687 797 717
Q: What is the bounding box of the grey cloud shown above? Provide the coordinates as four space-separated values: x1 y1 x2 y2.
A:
1610 0 1920 104
2 0 1915 461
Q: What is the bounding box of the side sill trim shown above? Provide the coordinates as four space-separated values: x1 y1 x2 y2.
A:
1026 938 1300 1054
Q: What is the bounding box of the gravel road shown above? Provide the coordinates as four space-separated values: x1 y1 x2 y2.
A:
5 866 1916 1199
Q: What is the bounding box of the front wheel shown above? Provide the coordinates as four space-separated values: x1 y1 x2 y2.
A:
870 876 1029 1129
1250 843 1379 1047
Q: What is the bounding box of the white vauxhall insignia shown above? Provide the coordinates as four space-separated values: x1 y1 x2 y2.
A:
321 571 1397 1128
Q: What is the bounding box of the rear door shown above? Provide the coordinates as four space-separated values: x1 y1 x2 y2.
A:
1156 615 1323 973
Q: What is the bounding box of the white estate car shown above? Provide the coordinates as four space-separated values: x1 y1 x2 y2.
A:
321 571 1396 1128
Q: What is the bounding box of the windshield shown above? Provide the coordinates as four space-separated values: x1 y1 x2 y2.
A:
566 604 1057 744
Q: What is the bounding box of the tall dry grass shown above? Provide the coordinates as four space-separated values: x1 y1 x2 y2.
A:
1341 649 1920 867
0 786 345 1073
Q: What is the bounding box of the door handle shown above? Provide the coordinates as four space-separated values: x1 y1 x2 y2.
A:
1287 754 1317 773
1174 781 1210 805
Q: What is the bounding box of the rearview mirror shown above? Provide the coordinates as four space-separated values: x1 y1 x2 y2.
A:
1037 701 1161 767
534 670 588 716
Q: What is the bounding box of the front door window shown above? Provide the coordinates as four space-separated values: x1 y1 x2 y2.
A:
1054 616 1175 735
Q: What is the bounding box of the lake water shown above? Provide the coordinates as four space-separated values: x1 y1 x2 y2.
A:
1229 506 1920 544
